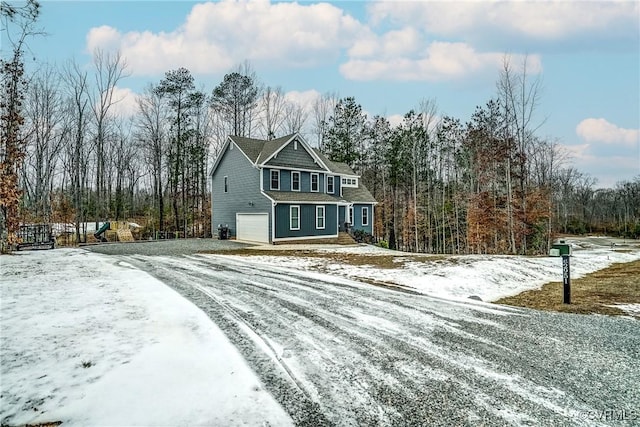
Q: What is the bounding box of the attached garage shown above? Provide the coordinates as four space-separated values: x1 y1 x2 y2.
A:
236 213 270 243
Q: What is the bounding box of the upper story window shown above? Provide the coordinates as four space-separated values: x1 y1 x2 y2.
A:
342 177 357 188
224 176 228 193
291 171 300 191
311 173 319 192
270 170 280 190
327 176 334 194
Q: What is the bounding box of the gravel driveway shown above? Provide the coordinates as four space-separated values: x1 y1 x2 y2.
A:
86 241 640 426
84 237 252 256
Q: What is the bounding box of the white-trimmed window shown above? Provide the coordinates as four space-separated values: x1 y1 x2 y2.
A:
342 177 357 187
270 170 280 190
290 205 300 230
291 171 301 191
327 176 334 194
362 207 369 226
316 206 325 229
224 176 228 193
311 173 319 192
348 206 354 225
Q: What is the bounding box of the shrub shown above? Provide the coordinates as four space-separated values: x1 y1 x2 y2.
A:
352 229 375 244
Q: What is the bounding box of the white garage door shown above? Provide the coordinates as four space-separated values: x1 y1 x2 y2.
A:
236 213 269 243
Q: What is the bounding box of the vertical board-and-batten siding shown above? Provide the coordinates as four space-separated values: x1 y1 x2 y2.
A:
211 142 271 238
265 139 324 170
274 204 338 239
352 203 373 234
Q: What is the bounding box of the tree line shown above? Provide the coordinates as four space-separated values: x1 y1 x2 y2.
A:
2 1 638 253
320 61 640 254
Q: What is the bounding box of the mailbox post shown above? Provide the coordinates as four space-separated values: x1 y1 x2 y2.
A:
562 254 571 304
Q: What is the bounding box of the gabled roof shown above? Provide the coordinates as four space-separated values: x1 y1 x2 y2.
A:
312 149 358 177
223 134 329 171
255 135 293 164
229 135 268 163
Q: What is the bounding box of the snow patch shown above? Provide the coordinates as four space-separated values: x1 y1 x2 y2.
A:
0 248 291 426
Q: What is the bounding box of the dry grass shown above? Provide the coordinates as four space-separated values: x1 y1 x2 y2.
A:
199 248 445 269
496 260 640 317
202 248 405 268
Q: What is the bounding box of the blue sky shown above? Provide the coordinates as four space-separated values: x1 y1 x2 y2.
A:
9 0 640 188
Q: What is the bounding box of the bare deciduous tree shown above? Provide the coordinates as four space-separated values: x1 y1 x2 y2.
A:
89 49 128 225
259 86 286 139
22 65 66 221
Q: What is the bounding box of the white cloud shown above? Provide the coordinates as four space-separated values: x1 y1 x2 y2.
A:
108 86 139 118
86 1 368 76
349 26 422 59
560 142 640 188
387 114 404 128
341 42 541 81
562 143 593 162
368 1 639 42
284 89 322 111
576 118 640 146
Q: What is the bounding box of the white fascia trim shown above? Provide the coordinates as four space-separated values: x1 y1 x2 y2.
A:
298 135 330 170
209 138 231 177
258 133 330 172
259 166 264 192
260 190 276 203
266 166 326 174
273 233 339 243
211 137 259 177
271 201 276 244
258 134 296 166
271 201 339 205
231 137 258 166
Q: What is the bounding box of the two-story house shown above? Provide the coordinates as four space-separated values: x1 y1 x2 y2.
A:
210 133 376 243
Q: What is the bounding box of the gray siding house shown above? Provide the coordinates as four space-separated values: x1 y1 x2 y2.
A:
210 134 376 243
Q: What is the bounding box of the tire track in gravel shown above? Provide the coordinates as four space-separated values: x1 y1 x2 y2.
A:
121 253 633 427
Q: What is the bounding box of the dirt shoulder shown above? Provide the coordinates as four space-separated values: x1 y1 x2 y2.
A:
495 259 640 317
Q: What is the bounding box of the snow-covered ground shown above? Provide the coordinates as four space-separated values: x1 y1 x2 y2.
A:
0 249 291 426
2 238 638 426
235 238 640 310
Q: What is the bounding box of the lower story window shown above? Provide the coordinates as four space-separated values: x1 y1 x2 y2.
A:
348 206 353 225
316 206 325 229
362 207 369 226
290 205 300 230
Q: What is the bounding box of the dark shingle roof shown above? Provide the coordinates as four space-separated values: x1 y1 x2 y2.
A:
342 186 377 203
229 136 267 163
264 191 342 203
312 149 357 176
256 135 293 164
